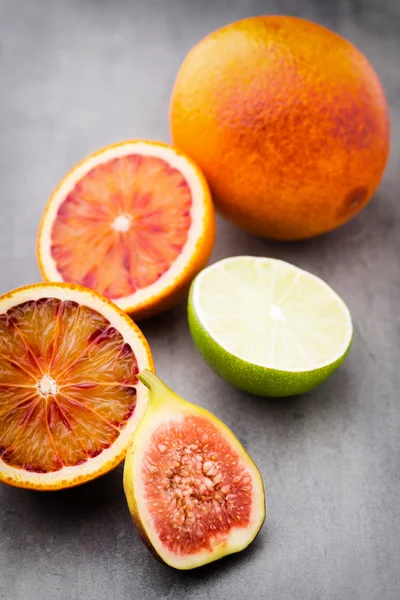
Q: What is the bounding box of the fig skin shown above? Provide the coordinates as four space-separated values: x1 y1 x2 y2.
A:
123 370 266 570
124 466 165 566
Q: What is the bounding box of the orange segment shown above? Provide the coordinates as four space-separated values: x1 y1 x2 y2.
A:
7 298 62 369
64 330 138 386
37 141 215 319
0 315 39 384
0 283 153 490
63 384 137 425
1 397 63 473
50 301 108 373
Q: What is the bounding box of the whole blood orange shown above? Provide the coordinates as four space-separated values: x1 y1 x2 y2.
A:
37 140 215 319
170 16 390 240
0 283 153 490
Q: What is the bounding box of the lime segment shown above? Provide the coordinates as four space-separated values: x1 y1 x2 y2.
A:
189 257 353 397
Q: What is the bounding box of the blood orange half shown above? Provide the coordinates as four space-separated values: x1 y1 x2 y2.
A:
37 140 215 319
0 283 153 490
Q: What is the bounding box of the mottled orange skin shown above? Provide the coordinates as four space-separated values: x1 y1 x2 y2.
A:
170 16 390 240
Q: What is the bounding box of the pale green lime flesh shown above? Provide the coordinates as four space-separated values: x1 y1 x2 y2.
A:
188 257 353 397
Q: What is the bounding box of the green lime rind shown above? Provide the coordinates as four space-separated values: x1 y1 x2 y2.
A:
188 285 352 398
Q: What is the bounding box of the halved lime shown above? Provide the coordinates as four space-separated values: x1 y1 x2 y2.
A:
188 256 353 397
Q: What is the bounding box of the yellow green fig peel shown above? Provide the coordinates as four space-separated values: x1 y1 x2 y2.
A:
123 370 266 570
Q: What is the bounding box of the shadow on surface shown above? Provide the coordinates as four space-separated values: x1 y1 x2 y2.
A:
1 465 127 526
139 299 186 337
212 189 397 266
145 526 268 590
185 527 267 580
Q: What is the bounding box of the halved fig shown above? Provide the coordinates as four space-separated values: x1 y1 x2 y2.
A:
123 370 266 569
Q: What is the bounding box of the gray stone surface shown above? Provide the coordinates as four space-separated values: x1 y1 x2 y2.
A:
0 1 399 598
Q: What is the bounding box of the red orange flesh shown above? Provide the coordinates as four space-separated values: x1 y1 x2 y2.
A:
0 283 153 490
37 141 215 319
51 155 192 299
0 298 138 472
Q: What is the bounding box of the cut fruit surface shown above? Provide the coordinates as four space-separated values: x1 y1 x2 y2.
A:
188 256 353 396
124 371 265 570
0 283 153 490
37 140 215 319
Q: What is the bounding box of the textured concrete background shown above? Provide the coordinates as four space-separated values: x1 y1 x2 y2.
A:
0 1 399 599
